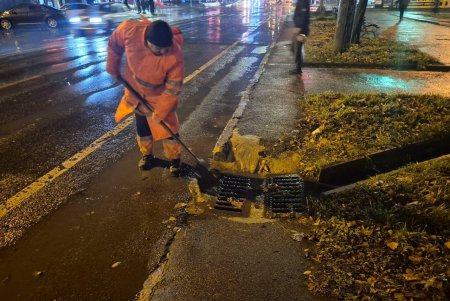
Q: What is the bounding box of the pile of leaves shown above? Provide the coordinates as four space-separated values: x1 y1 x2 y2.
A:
312 156 450 236
304 20 440 69
268 93 450 179
299 216 450 300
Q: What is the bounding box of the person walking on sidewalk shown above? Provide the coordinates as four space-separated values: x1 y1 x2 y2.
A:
136 0 146 14
147 0 156 15
290 0 310 75
398 0 410 21
106 18 185 176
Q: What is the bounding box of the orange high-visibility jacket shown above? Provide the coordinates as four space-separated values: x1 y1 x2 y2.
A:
106 18 184 141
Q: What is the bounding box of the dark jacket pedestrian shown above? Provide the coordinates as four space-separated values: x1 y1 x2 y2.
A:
124 0 130 9
290 0 310 74
136 0 146 13
148 0 155 15
293 0 310 36
398 0 410 21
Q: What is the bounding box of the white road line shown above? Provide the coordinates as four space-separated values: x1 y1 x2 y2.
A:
0 19 268 219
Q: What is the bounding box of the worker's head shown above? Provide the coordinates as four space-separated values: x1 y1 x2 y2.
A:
146 20 173 56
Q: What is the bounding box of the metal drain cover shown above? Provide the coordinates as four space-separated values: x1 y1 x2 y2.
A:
215 175 252 212
264 175 304 217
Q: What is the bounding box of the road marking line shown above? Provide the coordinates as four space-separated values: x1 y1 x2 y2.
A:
0 118 133 218
0 75 42 90
0 20 266 219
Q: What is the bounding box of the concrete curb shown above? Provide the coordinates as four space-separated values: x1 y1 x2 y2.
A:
302 62 450 71
388 12 450 27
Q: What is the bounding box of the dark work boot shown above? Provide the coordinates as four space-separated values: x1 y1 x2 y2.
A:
169 159 181 177
138 154 154 171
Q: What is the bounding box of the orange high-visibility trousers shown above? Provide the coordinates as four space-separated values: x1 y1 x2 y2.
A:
136 114 181 159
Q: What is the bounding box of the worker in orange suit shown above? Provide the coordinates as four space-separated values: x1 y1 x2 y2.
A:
106 18 184 176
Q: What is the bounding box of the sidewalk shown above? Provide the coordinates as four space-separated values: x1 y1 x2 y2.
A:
401 10 450 26
138 14 450 301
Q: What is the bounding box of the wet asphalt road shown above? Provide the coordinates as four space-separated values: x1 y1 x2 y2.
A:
0 2 290 300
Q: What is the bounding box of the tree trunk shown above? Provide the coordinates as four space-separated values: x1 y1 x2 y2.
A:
351 0 368 44
317 0 326 14
333 0 357 53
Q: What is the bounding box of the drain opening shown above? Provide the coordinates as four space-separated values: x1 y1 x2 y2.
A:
215 175 252 212
213 174 305 216
264 175 305 218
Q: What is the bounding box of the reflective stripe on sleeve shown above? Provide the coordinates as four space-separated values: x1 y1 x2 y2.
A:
164 88 181 96
166 79 183 87
132 73 164 90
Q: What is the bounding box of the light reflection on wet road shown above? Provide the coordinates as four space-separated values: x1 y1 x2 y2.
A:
0 2 291 301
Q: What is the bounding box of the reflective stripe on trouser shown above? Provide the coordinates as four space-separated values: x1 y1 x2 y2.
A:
135 113 181 159
163 137 182 160
137 135 154 156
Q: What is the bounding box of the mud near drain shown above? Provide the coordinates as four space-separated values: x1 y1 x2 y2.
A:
211 129 300 176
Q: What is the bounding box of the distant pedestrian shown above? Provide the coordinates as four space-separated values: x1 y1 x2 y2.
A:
398 0 410 21
124 0 130 9
148 0 156 15
136 0 146 14
290 0 310 75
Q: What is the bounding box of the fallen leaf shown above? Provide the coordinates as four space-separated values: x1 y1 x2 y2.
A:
403 270 421 281
168 216 176 222
303 270 312 275
32 271 44 277
386 241 398 250
394 293 405 301
111 262 121 268
408 255 423 263
174 203 187 210
291 231 305 242
445 241 450 250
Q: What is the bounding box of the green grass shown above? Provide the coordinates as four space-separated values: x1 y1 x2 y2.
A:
269 93 450 179
304 20 441 69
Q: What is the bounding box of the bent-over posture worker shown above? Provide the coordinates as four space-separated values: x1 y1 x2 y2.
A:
106 18 184 176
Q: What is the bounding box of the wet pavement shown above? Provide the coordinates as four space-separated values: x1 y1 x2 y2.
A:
365 9 450 65
144 8 450 301
0 2 291 300
0 5 449 301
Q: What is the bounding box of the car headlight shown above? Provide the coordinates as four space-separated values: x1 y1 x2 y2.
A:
69 17 81 23
89 17 102 24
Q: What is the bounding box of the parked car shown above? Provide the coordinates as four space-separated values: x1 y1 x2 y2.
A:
200 0 221 7
65 2 140 34
0 3 66 30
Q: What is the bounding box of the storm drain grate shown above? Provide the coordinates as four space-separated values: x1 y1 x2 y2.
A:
215 175 252 212
264 175 305 217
